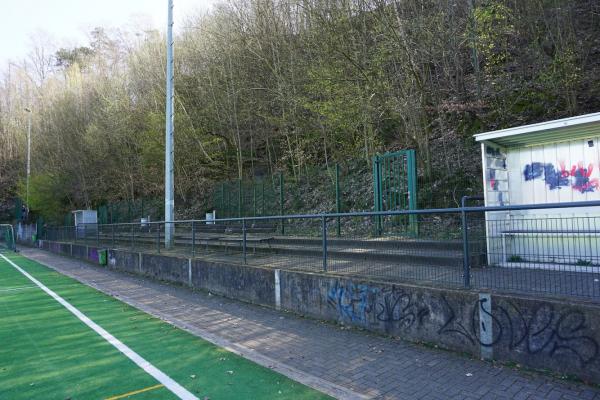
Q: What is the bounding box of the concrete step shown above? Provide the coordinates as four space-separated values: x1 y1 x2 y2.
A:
95 234 465 267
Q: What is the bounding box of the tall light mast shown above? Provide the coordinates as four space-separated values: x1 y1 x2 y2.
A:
165 0 175 248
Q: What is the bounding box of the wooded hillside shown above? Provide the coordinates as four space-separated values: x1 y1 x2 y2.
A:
1 0 599 222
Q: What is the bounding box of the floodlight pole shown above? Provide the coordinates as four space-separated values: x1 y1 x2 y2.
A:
25 107 32 213
165 0 175 248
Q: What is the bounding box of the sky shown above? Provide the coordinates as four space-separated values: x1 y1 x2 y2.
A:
0 0 216 71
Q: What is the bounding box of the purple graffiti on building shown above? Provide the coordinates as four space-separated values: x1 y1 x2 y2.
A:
571 163 600 193
524 162 544 181
543 163 570 190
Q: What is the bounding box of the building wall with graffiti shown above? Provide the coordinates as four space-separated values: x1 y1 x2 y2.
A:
483 144 509 207
508 137 600 204
481 137 600 267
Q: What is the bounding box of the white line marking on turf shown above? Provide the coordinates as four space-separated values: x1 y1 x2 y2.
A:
0 253 198 400
0 285 38 293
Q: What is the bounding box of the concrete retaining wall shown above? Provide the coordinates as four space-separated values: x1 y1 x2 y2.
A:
72 244 87 259
39 240 600 384
39 240 101 265
191 259 275 307
141 253 188 284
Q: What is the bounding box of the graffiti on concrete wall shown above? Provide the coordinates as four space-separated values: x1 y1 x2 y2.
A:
437 295 599 366
524 162 600 193
327 281 373 324
326 281 599 367
375 287 430 329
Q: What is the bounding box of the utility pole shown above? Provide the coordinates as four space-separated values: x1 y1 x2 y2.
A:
165 0 175 248
24 107 32 214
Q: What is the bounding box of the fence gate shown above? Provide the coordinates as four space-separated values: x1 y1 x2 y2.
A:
373 150 417 235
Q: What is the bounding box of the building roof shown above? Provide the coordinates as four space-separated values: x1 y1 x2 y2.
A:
474 112 600 148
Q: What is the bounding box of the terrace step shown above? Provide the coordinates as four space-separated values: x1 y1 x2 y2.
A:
94 233 468 267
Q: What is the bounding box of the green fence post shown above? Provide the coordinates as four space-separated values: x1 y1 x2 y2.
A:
407 149 418 236
191 220 195 257
373 156 382 235
238 179 243 218
221 183 225 217
335 163 341 237
279 172 284 235
261 180 265 216
226 184 231 218
253 183 257 217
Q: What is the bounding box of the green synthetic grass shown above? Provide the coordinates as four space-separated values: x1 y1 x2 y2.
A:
0 252 331 400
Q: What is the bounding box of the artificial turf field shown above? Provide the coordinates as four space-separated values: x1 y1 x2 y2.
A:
0 251 331 400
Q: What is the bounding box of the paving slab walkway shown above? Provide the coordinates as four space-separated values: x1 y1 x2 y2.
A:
20 248 600 400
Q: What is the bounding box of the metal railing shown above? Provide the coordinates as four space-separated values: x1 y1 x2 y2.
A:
43 200 600 300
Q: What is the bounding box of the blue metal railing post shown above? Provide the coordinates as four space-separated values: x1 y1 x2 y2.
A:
322 216 328 272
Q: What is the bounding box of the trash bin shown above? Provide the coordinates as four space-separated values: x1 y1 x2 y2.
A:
32 234 37 242
98 249 107 266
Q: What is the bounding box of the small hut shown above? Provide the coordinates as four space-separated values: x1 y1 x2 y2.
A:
474 112 600 270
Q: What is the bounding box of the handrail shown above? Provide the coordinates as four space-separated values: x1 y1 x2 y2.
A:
52 199 600 228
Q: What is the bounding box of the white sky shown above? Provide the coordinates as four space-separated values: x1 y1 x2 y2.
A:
0 0 216 70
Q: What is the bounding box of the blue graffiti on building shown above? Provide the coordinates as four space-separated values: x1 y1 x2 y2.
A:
571 163 600 193
542 163 570 190
523 162 545 181
327 281 373 324
523 162 597 193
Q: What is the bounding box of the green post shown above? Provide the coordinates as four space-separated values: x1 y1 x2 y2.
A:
335 163 341 237
261 180 265 216
238 179 243 218
253 183 257 217
373 156 382 235
407 149 418 236
225 184 229 218
279 172 284 235
14 198 23 221
221 183 225 217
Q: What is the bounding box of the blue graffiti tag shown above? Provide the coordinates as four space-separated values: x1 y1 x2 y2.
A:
523 162 571 190
327 281 372 324
523 162 544 181
543 164 570 190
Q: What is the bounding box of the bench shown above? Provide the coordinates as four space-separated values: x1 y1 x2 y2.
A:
501 229 600 264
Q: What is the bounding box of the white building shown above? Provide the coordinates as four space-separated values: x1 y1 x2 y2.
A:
72 209 98 239
474 112 600 270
